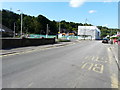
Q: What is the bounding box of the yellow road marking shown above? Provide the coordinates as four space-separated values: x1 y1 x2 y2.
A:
26 82 34 88
88 63 94 70
81 63 88 69
92 64 104 74
7 53 17 56
81 62 104 74
2 55 8 57
95 57 99 61
107 48 119 88
107 48 112 64
85 56 89 59
1 43 76 57
111 74 118 88
92 56 95 61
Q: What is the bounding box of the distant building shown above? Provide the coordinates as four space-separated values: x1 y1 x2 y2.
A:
78 26 101 40
0 24 13 37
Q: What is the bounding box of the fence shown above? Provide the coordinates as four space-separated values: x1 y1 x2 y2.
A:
28 34 79 39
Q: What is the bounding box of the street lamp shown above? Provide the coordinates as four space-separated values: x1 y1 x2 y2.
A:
17 9 23 36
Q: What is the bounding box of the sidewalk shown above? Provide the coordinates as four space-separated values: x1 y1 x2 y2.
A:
0 40 80 56
109 43 120 70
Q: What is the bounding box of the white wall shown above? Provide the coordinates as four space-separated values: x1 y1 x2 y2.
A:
78 26 101 40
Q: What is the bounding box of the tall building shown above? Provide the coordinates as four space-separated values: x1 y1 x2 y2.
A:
78 26 101 40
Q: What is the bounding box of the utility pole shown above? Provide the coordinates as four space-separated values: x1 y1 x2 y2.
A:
59 21 61 33
84 18 87 40
46 24 48 38
21 12 23 36
17 9 23 36
13 22 16 38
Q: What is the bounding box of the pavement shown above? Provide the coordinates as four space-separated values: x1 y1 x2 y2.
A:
2 40 119 88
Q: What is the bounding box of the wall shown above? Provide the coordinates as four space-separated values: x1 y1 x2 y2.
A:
78 26 101 40
1 38 55 49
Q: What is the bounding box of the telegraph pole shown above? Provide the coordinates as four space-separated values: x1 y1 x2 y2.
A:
13 22 16 38
46 24 49 38
84 18 87 40
17 9 23 36
59 21 61 33
21 12 23 36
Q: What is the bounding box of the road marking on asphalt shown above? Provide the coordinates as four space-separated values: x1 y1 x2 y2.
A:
81 63 88 69
1 42 77 57
26 82 34 88
91 56 95 61
85 56 107 63
107 48 112 64
81 62 104 74
95 57 99 61
111 74 118 88
85 56 89 59
107 48 119 88
2 55 8 57
92 64 104 74
88 63 94 70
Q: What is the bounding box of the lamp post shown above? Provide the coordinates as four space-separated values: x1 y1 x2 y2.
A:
17 9 23 36
13 22 16 38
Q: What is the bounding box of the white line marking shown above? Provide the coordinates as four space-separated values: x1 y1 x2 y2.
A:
26 82 33 88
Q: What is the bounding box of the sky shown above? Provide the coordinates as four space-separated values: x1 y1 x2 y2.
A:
1 0 119 28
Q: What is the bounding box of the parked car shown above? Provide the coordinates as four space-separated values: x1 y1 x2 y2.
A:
117 38 120 46
102 38 109 43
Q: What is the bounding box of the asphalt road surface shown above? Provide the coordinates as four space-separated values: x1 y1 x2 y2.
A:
2 40 119 88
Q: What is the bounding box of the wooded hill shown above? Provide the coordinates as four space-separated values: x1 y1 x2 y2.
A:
1 9 119 38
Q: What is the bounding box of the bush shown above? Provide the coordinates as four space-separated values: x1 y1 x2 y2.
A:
110 37 118 39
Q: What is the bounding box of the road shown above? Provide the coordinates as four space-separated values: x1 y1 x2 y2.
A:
2 40 119 88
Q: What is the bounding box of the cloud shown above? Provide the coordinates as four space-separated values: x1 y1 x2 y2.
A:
103 24 109 27
69 0 86 8
103 0 113 2
89 10 96 14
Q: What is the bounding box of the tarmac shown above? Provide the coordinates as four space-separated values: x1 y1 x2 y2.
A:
1 40 119 70
0 40 80 56
109 43 120 70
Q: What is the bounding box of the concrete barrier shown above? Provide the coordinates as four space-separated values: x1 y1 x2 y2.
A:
1 38 55 49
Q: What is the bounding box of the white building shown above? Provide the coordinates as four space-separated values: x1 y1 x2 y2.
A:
78 26 101 40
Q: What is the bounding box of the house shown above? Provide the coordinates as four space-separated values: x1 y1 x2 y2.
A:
0 24 13 37
78 26 101 40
